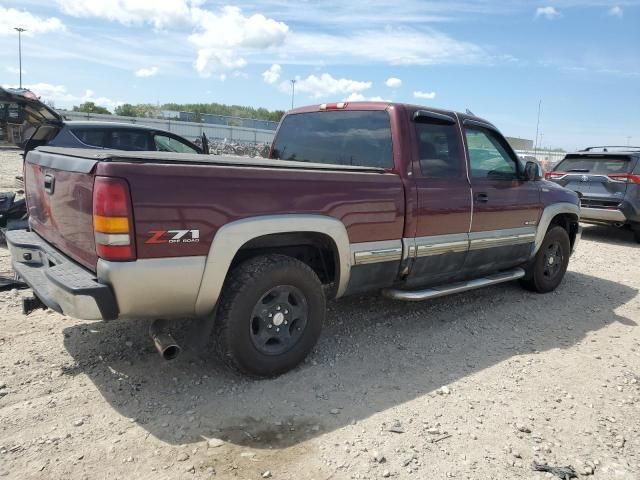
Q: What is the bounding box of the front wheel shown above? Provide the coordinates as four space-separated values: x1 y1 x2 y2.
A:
214 254 325 377
520 226 570 293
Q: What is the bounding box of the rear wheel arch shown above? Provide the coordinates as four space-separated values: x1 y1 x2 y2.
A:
231 231 340 290
194 215 351 317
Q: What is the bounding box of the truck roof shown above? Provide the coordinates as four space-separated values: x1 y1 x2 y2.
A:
287 101 496 129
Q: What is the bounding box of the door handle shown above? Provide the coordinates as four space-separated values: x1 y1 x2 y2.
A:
474 192 489 203
44 174 55 195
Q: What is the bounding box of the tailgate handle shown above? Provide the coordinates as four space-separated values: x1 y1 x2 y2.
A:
44 174 55 195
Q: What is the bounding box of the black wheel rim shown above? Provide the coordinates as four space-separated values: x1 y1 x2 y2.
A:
249 285 309 356
542 241 563 279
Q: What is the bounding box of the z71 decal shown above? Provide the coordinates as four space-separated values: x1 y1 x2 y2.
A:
146 229 200 244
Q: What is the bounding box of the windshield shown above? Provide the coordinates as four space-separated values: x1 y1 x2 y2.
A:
554 156 632 174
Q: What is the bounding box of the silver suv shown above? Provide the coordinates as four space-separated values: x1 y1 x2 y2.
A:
546 146 640 243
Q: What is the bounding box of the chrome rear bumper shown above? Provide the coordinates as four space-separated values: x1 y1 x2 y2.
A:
6 230 118 320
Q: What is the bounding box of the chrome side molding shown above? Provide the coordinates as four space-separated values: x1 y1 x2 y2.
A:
351 239 403 265
382 267 525 302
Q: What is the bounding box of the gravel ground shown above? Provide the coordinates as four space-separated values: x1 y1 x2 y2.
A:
0 148 639 480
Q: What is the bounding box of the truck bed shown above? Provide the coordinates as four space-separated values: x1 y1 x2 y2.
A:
24 147 405 271
34 147 388 173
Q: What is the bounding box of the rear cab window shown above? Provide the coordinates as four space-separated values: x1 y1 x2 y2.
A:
270 110 393 169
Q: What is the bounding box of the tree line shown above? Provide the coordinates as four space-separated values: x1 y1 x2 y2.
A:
70 101 285 122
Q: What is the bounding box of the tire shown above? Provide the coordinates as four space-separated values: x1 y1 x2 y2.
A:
520 226 570 293
634 231 640 244
214 254 325 377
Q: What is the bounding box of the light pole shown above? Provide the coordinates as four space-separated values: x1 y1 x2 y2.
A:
533 99 542 155
14 27 26 89
290 79 296 110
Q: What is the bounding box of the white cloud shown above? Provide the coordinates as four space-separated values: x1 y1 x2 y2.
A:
14 82 123 111
345 93 391 102
281 73 372 99
535 7 560 20
262 64 282 84
189 6 288 77
6 66 26 75
608 6 623 18
0 6 66 36
134 66 159 77
414 90 437 100
286 28 485 66
385 77 402 88
194 49 247 78
56 2 287 77
56 0 196 29
190 6 288 50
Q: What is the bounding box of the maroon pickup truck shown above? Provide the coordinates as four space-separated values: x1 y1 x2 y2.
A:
7 102 581 376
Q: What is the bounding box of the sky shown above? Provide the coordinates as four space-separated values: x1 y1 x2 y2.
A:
1 1 639 150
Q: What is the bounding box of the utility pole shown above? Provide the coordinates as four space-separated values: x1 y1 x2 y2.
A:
290 79 296 110
14 27 26 89
533 99 542 155
627 136 632 146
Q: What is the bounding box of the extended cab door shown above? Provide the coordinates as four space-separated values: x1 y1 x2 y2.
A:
462 121 542 274
405 109 472 288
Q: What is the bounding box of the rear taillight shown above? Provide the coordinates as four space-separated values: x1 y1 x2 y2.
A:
93 176 136 261
545 171 566 180
608 173 640 184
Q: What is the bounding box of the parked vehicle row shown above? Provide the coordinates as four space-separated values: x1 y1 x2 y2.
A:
6 101 581 376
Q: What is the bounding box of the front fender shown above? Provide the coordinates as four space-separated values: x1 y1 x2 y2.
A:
532 202 580 257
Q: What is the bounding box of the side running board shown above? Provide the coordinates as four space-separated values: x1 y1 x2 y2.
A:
383 268 525 302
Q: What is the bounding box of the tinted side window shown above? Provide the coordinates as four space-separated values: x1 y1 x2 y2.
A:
154 134 198 154
106 129 151 151
270 111 393 168
415 120 462 177
71 128 107 148
465 127 517 179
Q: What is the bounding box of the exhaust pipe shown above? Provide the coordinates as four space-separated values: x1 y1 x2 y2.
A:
22 295 47 315
149 319 181 361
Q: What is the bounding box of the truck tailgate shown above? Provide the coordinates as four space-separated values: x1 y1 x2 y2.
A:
24 150 98 270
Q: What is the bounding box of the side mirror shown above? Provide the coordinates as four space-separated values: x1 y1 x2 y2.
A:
524 161 540 181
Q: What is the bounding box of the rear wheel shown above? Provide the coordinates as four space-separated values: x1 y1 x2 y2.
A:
214 254 325 377
634 230 640 244
520 226 570 293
